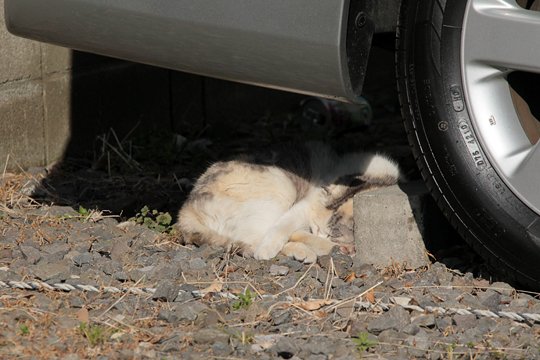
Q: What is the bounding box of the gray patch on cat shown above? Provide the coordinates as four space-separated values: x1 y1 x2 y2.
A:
188 191 214 204
326 173 399 210
196 162 234 189
327 211 343 238
327 210 354 253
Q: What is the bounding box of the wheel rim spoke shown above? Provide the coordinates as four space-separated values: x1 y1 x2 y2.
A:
463 0 540 214
465 0 540 73
509 143 540 206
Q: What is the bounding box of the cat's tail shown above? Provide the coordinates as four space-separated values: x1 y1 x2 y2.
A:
326 152 402 210
360 152 402 185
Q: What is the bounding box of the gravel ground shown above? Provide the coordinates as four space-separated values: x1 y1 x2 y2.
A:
1 44 539 359
0 200 539 359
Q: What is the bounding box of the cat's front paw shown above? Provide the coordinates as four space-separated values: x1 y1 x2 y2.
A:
253 241 283 260
253 233 287 260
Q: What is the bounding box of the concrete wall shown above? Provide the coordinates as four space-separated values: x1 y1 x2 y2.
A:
0 0 304 171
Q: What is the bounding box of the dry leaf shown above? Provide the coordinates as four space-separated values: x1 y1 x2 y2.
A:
364 289 375 304
344 272 356 283
200 281 223 294
313 310 327 319
296 299 333 311
77 307 89 323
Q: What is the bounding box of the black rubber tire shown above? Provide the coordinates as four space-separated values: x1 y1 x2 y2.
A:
396 0 540 289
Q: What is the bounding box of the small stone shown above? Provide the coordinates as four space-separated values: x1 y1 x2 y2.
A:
19 245 41 264
269 265 289 276
57 317 79 329
402 323 420 335
303 338 338 356
43 242 71 256
101 260 122 276
91 239 113 255
113 271 129 282
176 302 208 322
32 261 70 281
367 306 410 334
0 249 12 259
377 329 407 344
335 284 362 299
478 291 501 311
188 258 207 271
157 310 178 324
453 314 477 332
273 337 299 358
152 280 180 302
405 332 430 358
192 328 229 345
459 293 486 309
277 257 304 272
69 297 84 308
411 314 436 328
160 336 182 353
489 282 515 297
272 310 292 326
174 291 195 303
45 206 79 217
111 237 131 264
73 252 93 267
146 263 182 281
212 342 232 357
172 250 190 262
507 297 530 311
63 250 81 262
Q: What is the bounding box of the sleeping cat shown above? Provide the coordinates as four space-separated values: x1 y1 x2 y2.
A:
177 142 401 263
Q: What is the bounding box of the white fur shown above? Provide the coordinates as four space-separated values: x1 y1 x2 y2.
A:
177 143 400 262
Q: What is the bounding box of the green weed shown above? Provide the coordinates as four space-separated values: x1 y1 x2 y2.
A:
353 332 377 353
232 289 256 311
77 205 90 216
129 205 173 233
19 324 30 336
79 322 110 347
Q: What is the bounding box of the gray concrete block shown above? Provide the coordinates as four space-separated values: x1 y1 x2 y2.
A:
0 0 42 83
43 75 71 164
42 44 72 75
0 80 45 170
354 182 435 270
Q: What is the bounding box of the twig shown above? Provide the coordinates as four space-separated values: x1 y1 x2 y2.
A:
324 258 335 301
325 280 383 312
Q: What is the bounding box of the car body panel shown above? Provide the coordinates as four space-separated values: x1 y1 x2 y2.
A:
5 0 399 102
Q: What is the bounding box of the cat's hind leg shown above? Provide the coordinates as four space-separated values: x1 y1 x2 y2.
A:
290 231 337 255
281 242 317 263
281 231 337 263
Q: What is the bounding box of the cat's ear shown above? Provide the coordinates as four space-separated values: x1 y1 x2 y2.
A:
325 174 370 210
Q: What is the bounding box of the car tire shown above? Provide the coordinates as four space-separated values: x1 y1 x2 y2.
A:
396 0 540 289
